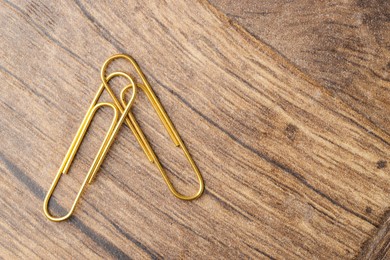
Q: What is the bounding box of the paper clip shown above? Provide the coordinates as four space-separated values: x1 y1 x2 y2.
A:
43 71 137 221
102 54 204 201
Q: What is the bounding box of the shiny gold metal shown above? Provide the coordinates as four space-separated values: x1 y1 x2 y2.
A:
44 54 205 222
102 54 204 200
43 71 137 222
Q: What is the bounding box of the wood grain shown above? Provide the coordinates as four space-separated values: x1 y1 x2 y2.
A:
0 0 389 259
209 0 390 135
207 1 390 258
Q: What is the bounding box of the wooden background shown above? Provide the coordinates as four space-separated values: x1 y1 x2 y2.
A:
0 0 389 259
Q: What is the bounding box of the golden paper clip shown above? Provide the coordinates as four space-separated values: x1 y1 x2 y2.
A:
102 54 204 201
43 71 138 222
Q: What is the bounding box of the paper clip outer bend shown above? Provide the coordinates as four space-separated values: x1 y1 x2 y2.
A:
102 54 205 201
43 72 137 222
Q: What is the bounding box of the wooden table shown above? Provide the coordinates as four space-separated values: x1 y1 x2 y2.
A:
1 0 389 259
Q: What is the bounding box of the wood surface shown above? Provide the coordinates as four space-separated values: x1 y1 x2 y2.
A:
0 0 389 259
